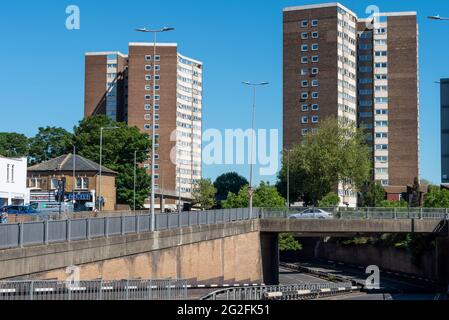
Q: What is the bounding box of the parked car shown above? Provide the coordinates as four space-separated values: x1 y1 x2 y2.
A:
289 208 333 220
1 205 39 215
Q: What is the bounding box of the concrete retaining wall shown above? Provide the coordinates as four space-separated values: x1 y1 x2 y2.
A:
316 242 437 280
0 220 264 285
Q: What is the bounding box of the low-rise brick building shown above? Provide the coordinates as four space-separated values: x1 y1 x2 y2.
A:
27 154 117 211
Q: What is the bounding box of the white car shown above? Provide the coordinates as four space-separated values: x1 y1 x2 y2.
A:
289 208 334 220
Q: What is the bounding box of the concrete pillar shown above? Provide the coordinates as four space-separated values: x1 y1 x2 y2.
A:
260 233 279 285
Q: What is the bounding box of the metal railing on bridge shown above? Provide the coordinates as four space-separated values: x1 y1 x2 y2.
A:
260 207 449 221
0 279 187 300
1 207 448 250
0 208 255 250
201 282 355 300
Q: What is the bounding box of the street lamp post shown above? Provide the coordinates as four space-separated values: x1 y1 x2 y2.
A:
136 26 174 231
99 126 118 212
72 145 76 210
242 81 269 219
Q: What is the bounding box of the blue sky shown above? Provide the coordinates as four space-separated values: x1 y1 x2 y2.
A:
0 0 448 185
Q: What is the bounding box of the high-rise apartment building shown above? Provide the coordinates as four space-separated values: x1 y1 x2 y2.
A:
441 79 449 184
283 3 419 206
85 43 203 209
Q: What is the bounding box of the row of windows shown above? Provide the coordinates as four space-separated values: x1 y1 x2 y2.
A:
301 31 319 39
145 104 160 111
301 43 319 51
301 116 319 124
301 104 319 111
302 128 318 136
145 75 160 81
145 55 161 61
145 65 161 71
338 67 356 80
301 56 319 64
145 94 160 101
375 156 388 163
300 92 319 100
301 79 319 87
338 55 357 69
300 19 319 28
301 66 319 75
145 85 160 91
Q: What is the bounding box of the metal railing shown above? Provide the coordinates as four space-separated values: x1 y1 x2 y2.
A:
0 208 255 250
1 207 448 250
260 207 449 221
201 282 355 301
0 279 187 300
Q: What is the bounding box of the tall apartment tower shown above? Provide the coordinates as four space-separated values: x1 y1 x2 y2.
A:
284 3 359 206
85 43 203 209
441 79 449 184
357 12 419 192
283 3 419 206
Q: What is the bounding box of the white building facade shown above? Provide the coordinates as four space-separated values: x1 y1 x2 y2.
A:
0 157 30 207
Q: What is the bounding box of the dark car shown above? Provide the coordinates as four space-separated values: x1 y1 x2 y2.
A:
1 206 39 215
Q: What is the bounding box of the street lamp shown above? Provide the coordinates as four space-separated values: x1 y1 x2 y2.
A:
136 26 174 231
72 145 76 210
242 81 269 219
99 126 119 212
428 15 449 21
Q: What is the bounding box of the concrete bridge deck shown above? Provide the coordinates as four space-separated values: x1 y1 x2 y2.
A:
1 216 448 283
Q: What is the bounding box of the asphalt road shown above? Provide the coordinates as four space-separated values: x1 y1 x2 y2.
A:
281 260 448 300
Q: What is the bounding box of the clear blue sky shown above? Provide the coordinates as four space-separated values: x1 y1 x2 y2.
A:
0 0 448 185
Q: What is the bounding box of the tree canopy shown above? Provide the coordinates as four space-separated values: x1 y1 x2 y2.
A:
277 117 371 206
73 116 152 209
318 192 341 207
360 181 386 207
222 181 285 209
214 172 249 200
0 133 29 158
192 179 217 210
28 127 74 165
424 186 449 208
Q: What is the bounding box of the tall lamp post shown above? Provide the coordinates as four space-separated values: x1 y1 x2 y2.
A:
99 126 119 212
136 26 174 231
242 81 269 219
72 145 76 210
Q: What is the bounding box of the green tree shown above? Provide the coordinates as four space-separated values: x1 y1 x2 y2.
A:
192 179 217 210
424 186 449 208
360 181 386 207
0 133 29 158
72 115 151 208
277 117 371 206
222 181 285 209
28 127 74 165
410 177 421 207
318 192 340 207
279 234 302 252
214 172 248 200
